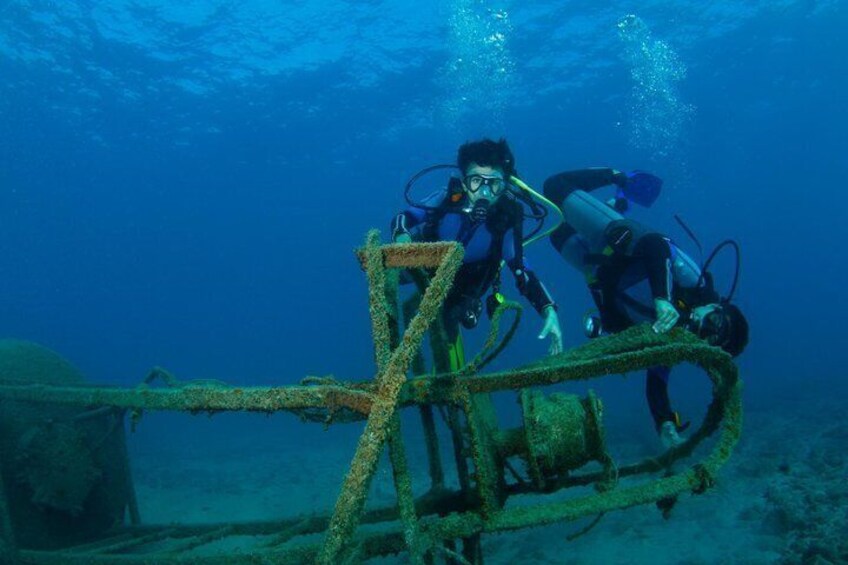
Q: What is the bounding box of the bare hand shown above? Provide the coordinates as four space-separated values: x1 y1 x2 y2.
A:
538 305 563 355
652 298 679 334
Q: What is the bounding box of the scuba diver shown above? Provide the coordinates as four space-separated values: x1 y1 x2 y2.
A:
543 168 749 448
392 138 563 369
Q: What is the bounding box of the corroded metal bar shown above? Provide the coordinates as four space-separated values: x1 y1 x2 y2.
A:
160 525 234 555
386 416 425 564
13 341 739 564
365 230 394 372
401 329 735 405
59 533 134 553
82 528 177 554
0 333 728 419
17 529 408 565
356 241 459 270
0 384 373 415
457 387 501 518
259 517 328 549
319 236 464 563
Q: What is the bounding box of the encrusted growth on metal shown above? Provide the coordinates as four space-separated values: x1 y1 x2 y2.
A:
318 233 464 564
0 234 743 565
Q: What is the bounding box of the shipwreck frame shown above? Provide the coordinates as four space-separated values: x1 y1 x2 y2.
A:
0 231 742 564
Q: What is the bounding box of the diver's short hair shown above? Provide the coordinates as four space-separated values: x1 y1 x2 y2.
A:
457 138 516 178
721 303 749 357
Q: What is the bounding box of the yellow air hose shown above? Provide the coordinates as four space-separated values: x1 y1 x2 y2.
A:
509 175 564 248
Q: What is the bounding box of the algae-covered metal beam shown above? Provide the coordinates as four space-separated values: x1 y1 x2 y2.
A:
386 416 426 565
3 229 745 565
9 329 741 565
319 234 464 563
0 383 373 416
400 327 735 405
0 330 731 420
356 241 460 270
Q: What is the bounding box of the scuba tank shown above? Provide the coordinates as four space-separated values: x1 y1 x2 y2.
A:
560 189 624 250
556 189 624 271
558 189 703 287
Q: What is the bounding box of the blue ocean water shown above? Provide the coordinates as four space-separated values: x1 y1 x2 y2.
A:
1 1 846 561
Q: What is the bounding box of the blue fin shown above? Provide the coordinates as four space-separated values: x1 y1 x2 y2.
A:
623 170 662 207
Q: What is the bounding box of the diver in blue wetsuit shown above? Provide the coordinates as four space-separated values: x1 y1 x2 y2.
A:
544 168 749 447
392 138 562 358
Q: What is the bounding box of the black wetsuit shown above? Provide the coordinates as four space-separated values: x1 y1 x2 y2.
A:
544 169 695 431
393 189 555 340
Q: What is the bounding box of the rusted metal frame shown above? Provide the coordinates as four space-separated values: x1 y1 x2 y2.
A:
318 239 463 563
107 393 742 565
81 528 178 554
16 368 737 564
365 230 394 372
386 415 427 564
259 516 327 549
58 533 135 553
484 382 742 533
17 518 407 564
61 490 465 555
356 241 460 270
417 405 445 490
0 384 373 416
455 385 501 519
17 529 405 565
430 329 477 562
0 341 727 417
505 362 739 494
403 286 447 492
407 340 738 501
400 341 732 404
159 525 234 555
373 258 429 564
423 352 741 537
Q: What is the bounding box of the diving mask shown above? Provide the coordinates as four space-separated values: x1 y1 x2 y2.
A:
464 173 506 196
685 304 730 349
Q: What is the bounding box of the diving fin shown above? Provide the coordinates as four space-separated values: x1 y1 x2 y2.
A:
622 170 663 207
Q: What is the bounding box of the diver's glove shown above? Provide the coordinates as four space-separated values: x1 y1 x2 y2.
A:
652 298 680 334
538 304 563 355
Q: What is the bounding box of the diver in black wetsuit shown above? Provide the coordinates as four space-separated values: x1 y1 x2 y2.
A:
543 168 749 447
391 138 562 359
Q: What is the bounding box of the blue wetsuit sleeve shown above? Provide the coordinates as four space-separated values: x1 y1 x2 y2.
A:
504 232 556 315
